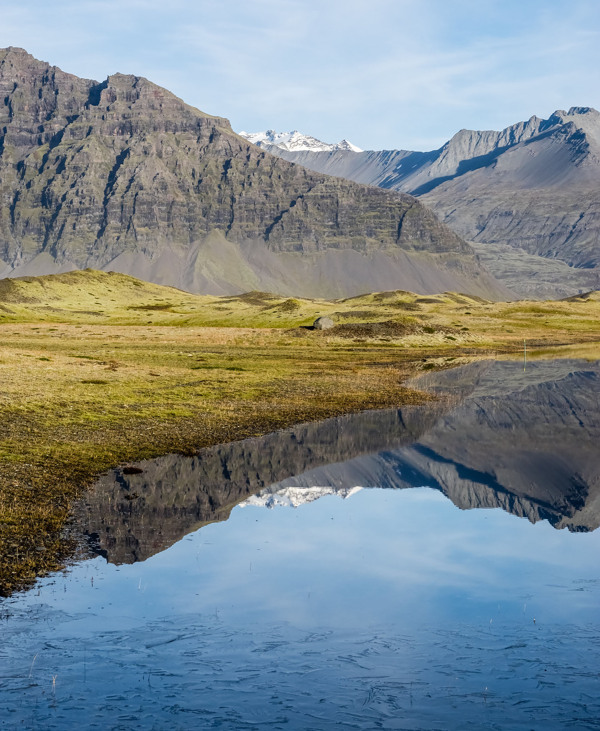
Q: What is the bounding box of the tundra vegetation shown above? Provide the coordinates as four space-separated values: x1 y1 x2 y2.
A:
1 269 599 594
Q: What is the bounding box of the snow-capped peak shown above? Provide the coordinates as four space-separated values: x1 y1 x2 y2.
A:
336 139 363 152
239 129 362 153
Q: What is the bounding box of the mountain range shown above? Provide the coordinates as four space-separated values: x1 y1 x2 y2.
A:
78 359 600 565
0 47 504 299
249 110 600 298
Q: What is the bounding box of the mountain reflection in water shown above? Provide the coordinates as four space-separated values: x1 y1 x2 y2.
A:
78 359 600 564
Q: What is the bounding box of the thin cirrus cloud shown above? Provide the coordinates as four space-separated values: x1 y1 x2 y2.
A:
163 0 600 149
0 0 599 150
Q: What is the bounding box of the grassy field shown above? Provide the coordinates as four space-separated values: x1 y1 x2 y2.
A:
1 270 599 595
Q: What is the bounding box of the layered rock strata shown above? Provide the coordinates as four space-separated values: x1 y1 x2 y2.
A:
0 47 503 298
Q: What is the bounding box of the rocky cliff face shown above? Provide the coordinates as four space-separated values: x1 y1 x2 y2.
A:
420 109 600 272
78 359 600 564
0 48 502 298
257 109 600 297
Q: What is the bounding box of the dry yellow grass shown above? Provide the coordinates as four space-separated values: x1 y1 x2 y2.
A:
1 270 598 348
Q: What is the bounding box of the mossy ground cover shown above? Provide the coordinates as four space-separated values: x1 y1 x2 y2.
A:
1 270 599 594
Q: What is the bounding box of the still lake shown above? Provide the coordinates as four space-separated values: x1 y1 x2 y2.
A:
1 359 599 730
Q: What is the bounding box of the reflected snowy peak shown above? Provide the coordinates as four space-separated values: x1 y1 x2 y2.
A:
240 485 363 509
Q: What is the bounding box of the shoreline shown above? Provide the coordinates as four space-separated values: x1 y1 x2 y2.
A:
3 339 599 597
1 278 599 596
0 335 446 597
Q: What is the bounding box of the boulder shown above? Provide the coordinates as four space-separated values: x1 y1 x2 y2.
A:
313 316 334 330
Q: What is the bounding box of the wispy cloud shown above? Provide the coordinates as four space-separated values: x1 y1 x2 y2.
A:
1 0 599 149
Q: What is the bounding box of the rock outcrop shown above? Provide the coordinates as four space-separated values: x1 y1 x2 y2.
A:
0 47 504 299
313 316 334 330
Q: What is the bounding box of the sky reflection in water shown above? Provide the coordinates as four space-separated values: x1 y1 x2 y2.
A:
2 488 600 730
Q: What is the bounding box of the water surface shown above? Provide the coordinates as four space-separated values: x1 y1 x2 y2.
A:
1 359 599 729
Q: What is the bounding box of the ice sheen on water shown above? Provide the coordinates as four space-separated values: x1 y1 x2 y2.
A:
1 360 600 729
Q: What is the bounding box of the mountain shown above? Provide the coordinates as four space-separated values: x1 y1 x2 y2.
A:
248 109 600 298
0 48 503 300
273 360 600 531
78 402 453 564
239 129 362 152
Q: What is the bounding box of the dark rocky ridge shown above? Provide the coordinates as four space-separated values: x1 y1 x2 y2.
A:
258 109 600 298
0 47 504 298
279 361 600 530
78 360 600 564
77 400 456 564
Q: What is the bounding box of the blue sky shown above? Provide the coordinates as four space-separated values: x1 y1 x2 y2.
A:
1 0 599 150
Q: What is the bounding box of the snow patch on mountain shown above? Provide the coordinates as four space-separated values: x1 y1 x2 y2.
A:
239 129 362 153
240 485 363 509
